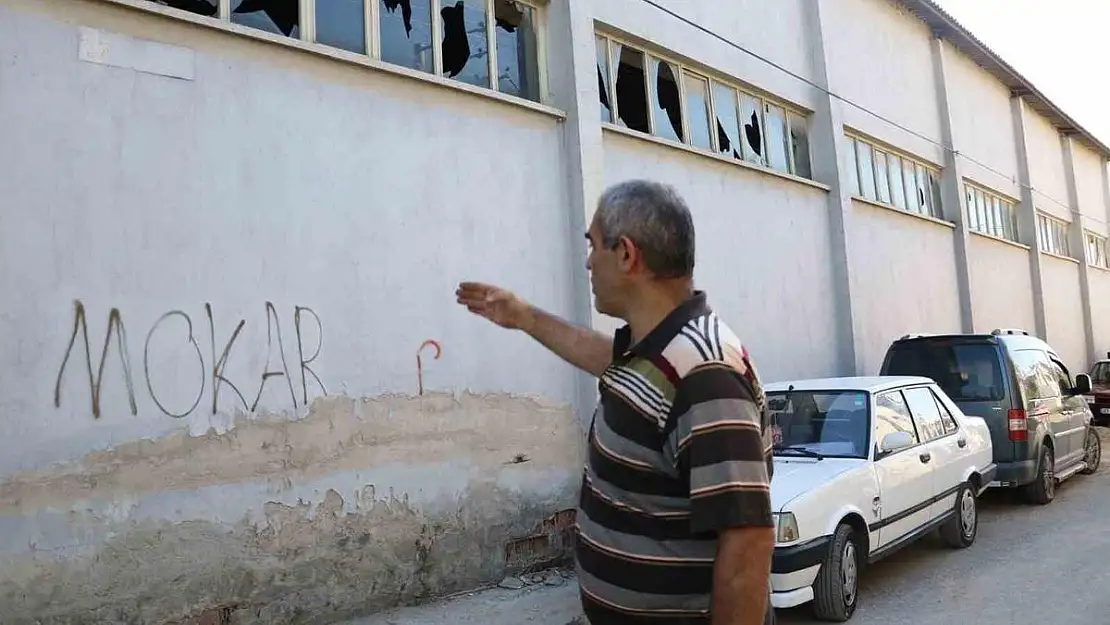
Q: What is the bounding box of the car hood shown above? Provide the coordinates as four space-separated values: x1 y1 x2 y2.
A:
771 457 866 511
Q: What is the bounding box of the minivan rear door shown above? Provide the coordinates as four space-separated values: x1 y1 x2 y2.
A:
881 337 1014 463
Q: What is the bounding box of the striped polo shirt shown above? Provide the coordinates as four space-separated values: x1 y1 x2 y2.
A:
576 291 775 624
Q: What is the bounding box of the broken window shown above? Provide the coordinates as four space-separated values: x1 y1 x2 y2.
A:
231 0 300 37
597 36 612 122
650 58 683 142
888 154 906 209
380 0 434 73
684 72 712 150
612 43 649 134
845 137 860 196
901 158 917 210
146 0 218 16
440 0 489 88
494 1 540 101
317 0 367 54
739 93 764 166
789 113 811 179
713 83 742 160
874 149 891 204
914 163 930 215
765 102 789 173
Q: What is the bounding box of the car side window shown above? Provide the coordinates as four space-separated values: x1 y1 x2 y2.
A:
903 387 946 442
1050 359 1071 395
1011 349 1059 400
930 389 959 435
874 390 918 456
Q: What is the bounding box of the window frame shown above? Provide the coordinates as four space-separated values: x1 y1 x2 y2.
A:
147 0 549 102
1036 211 1072 258
595 31 814 180
846 133 944 220
963 181 1019 244
1086 231 1109 269
872 389 922 461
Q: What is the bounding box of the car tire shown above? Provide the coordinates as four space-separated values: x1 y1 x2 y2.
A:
1080 426 1101 475
812 523 859 622
939 483 977 548
1023 445 1055 505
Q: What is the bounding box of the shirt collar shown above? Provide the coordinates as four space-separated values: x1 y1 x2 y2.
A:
614 290 711 359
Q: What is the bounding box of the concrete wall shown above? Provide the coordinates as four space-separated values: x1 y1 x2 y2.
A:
968 236 1037 334
1042 257 1087 370
1073 143 1108 227
602 132 840 380
1025 110 1072 221
849 201 963 374
1090 271 1110 357
0 1 583 623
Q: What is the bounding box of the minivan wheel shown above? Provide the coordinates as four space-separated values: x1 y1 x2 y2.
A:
939 483 977 548
812 523 859 622
1080 427 1101 475
1023 445 1055 505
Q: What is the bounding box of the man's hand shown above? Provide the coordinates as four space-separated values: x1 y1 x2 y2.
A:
712 526 774 625
456 282 535 331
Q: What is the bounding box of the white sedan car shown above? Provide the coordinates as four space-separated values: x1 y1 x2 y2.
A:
765 376 995 622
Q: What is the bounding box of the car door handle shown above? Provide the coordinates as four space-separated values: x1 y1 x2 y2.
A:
957 437 967 448
919 452 931 463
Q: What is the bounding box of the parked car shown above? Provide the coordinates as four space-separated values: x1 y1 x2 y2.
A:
880 329 1101 505
766 376 995 622
1087 354 1110 426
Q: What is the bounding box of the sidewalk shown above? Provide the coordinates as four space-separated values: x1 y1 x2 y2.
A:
339 570 584 625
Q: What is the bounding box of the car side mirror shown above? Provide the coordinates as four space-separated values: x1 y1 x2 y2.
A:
879 431 915 454
1074 373 1092 395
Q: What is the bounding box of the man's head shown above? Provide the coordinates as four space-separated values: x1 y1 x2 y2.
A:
586 179 696 319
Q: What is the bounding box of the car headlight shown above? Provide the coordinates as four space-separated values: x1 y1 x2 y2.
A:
1086 395 1096 404
773 512 799 543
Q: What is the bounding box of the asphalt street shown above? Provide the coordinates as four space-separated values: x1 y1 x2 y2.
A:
779 427 1110 625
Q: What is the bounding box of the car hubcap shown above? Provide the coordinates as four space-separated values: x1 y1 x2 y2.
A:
841 541 857 605
960 490 976 537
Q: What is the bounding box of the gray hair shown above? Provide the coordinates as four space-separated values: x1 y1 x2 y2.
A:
595 180 695 279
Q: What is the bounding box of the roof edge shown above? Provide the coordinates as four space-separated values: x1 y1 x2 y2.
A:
899 0 1110 159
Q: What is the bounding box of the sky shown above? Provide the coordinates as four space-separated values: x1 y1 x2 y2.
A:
931 0 1110 146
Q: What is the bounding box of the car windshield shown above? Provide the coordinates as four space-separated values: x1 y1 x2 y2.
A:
1091 362 1110 386
884 341 1005 402
767 390 870 459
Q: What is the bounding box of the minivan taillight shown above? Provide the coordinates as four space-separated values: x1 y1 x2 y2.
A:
1008 409 1028 441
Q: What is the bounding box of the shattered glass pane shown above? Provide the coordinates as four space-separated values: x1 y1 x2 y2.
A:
380 0 434 73
613 43 649 133
494 0 540 101
739 93 764 166
317 0 366 54
597 36 612 122
713 83 742 160
146 0 218 17
789 112 811 179
765 103 789 173
650 58 683 142
231 0 300 38
441 0 489 88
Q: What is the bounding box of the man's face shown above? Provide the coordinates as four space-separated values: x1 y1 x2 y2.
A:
585 217 630 318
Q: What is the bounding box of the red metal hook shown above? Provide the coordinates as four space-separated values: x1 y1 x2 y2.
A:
416 339 442 396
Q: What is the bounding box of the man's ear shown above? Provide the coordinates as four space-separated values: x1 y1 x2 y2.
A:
615 235 638 272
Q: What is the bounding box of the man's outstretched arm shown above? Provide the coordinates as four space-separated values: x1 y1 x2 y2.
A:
456 282 612 377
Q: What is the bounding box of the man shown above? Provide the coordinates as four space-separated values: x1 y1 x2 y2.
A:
456 180 775 625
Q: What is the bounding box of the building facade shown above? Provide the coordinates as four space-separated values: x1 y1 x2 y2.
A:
2 0 1108 622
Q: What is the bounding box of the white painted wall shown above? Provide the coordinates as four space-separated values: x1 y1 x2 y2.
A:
943 42 1021 198
1025 110 1072 220
1073 143 1109 229
1041 257 1087 370
1090 271 1110 357
602 132 841 381
594 0 818 110
823 0 944 165
0 2 584 621
967 236 1036 333
849 201 963 374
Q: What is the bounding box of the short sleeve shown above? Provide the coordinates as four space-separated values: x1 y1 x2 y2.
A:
673 362 774 534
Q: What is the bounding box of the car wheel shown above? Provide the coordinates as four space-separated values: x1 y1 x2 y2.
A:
1080 426 1101 475
812 523 859 622
939 483 977 548
1023 445 1055 505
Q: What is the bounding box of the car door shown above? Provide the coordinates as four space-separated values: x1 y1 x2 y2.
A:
903 385 964 520
1049 356 1087 467
872 389 936 550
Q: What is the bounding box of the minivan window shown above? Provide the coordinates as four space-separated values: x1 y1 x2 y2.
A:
885 342 1005 402
1010 349 1060 400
